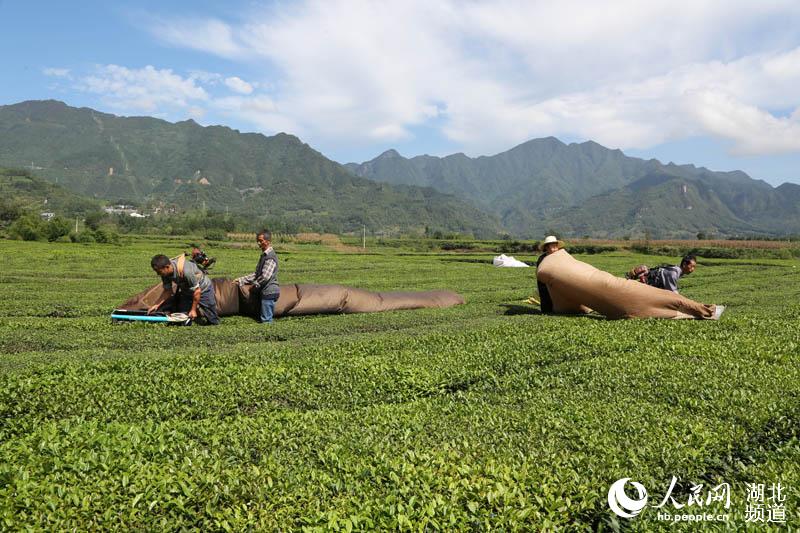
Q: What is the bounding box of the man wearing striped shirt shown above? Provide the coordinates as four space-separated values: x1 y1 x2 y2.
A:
235 230 280 323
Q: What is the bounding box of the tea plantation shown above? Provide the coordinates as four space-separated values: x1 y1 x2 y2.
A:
1 239 798 530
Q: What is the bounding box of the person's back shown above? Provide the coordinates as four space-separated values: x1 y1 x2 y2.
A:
646 255 697 293
648 265 682 292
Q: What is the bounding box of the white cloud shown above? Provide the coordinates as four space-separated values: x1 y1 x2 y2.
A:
79 64 208 113
132 2 800 156
481 46 800 155
188 70 223 84
151 18 245 59
686 91 800 155
369 124 411 141
70 64 290 132
213 95 298 133
43 67 70 78
224 76 254 94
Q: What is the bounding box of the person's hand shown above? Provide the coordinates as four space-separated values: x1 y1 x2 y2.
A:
188 309 198 320
147 304 159 315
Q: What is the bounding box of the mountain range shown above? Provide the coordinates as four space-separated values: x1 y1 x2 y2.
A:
346 139 800 238
0 100 501 236
1 99 798 238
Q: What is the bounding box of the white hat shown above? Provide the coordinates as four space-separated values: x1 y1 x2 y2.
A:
540 235 564 250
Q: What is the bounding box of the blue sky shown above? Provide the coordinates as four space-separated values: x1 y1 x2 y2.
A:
2 0 800 185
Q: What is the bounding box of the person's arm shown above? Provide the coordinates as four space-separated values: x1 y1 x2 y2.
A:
147 286 174 314
236 272 256 285
188 286 202 319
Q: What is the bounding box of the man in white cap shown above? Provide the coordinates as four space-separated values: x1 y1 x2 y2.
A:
536 235 563 313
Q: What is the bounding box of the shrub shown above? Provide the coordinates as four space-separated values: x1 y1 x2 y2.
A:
439 241 477 251
204 228 229 241
567 244 618 255
497 240 539 254
93 227 120 244
70 231 96 243
8 214 45 241
45 217 72 242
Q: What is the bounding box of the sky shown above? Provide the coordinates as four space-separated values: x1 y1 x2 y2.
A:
2 0 800 185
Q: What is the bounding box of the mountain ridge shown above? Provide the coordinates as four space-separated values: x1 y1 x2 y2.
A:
3 99 797 238
347 137 798 238
0 100 502 236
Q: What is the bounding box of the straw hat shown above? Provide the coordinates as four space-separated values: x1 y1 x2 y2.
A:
539 235 564 251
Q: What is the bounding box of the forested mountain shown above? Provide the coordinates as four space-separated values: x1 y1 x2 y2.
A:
4 100 797 238
347 138 800 238
0 167 100 222
0 100 502 236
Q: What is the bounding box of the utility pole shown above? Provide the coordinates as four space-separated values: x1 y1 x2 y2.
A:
362 225 366 250
75 217 79 233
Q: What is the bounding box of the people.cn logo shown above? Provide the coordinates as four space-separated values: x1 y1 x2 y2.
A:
608 478 649 518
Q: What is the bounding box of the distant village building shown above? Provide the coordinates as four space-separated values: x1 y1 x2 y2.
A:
108 167 114 176
40 212 55 220
151 204 178 215
103 204 146 217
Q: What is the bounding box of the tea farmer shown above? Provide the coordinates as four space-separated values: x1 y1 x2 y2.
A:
234 229 280 323
648 254 697 293
147 254 220 325
535 235 564 313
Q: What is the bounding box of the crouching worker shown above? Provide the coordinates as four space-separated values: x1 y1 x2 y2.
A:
148 254 220 325
235 230 280 323
535 235 563 313
626 255 697 294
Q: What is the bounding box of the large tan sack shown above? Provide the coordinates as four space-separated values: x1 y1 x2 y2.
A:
237 282 465 317
118 283 165 310
536 250 715 319
214 278 240 316
119 279 465 318
118 278 241 315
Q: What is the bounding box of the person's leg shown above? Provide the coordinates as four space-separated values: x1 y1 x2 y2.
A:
174 290 192 313
259 296 276 323
198 288 220 325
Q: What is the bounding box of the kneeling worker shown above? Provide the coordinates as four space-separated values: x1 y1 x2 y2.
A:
235 230 280 323
148 254 220 325
535 235 563 313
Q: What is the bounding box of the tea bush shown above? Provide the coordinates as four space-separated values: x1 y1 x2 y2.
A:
0 240 798 529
